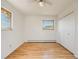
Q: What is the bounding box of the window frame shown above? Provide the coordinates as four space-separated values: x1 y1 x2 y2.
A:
1 7 12 31
42 20 54 30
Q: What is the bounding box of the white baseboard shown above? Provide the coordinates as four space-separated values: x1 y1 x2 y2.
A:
74 54 78 59
5 41 24 58
28 40 56 42
56 42 78 59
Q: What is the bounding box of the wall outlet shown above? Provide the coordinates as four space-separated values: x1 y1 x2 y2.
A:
67 33 71 36
9 44 12 48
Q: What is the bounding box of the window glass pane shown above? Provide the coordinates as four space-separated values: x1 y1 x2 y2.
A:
1 8 12 31
42 20 54 30
1 13 10 30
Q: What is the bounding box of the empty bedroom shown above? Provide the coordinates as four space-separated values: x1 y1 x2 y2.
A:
1 0 78 59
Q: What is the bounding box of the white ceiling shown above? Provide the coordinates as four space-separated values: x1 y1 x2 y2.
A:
7 0 73 16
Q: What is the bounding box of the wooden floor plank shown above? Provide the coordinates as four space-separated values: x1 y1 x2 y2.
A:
6 42 75 59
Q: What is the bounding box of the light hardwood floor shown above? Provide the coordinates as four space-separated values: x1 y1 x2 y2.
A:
6 42 76 59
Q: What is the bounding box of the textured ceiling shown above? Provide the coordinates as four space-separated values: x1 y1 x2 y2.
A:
7 0 73 16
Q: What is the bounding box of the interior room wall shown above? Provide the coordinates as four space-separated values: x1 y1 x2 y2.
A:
57 1 78 57
73 0 78 57
24 16 58 42
57 12 75 54
1 0 25 59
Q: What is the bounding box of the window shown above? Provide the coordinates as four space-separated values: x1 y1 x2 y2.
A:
1 8 12 31
42 20 54 30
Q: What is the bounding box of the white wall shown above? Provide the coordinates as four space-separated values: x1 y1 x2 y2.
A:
57 13 75 53
57 0 78 58
24 16 57 42
1 0 25 59
57 12 78 58
73 0 78 57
